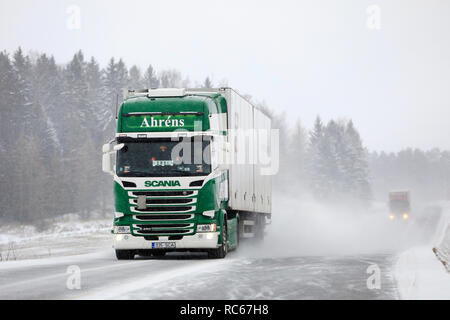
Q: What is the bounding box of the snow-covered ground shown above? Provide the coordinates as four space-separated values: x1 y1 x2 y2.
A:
0 199 449 299
0 214 112 261
395 201 450 299
395 246 450 299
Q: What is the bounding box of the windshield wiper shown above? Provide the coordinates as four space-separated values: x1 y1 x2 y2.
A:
120 171 151 177
172 169 193 176
119 168 204 177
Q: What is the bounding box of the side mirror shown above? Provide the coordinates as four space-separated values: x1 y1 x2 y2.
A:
113 143 125 151
102 143 111 153
102 153 113 175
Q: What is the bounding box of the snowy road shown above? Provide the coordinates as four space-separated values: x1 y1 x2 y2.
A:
0 247 398 300
2 199 442 300
1 200 444 300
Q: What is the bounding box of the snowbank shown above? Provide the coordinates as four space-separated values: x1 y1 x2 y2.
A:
395 202 450 299
0 214 112 261
396 246 450 299
432 201 450 272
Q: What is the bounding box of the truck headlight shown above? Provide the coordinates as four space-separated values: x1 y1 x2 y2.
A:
114 226 131 234
202 210 215 218
197 224 217 233
402 213 409 220
115 212 124 218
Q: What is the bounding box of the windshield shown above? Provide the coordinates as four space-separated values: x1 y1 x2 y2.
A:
116 137 211 177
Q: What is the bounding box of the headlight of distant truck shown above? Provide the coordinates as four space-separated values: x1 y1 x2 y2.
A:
197 224 217 233
114 226 131 234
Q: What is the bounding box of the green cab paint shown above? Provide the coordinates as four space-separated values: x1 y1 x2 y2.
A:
118 95 223 133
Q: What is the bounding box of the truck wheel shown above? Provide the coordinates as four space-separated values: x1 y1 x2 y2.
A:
208 218 228 259
236 218 240 249
255 215 265 241
115 250 135 260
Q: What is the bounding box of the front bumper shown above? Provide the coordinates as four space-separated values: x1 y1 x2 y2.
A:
113 232 220 250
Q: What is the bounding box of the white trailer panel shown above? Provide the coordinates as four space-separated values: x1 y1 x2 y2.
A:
222 88 271 214
226 89 254 212
253 108 272 214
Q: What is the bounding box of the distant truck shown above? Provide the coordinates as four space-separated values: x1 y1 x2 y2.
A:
388 191 411 221
102 88 273 260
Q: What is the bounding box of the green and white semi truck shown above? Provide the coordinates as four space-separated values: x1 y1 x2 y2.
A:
102 88 273 259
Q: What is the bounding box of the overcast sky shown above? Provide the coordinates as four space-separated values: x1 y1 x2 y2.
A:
1 0 449 151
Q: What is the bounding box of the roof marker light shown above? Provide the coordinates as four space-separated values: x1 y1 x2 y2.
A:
147 88 186 98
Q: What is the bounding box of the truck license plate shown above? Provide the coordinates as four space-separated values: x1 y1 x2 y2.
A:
152 242 176 249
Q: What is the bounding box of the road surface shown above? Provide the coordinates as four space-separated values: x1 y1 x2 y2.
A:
1 202 442 300
0 247 398 300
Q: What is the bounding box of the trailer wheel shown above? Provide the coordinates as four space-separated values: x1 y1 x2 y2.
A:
236 218 240 249
115 250 135 260
255 214 265 241
208 218 228 259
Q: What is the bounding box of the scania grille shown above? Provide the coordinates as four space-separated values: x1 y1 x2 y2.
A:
134 214 194 221
134 223 194 235
130 198 196 205
130 190 197 198
133 206 193 212
136 229 192 235
136 223 192 229
129 189 197 224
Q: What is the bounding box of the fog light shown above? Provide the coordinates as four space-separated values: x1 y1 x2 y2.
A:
389 215 395 220
403 213 409 220
197 224 217 233
114 226 131 234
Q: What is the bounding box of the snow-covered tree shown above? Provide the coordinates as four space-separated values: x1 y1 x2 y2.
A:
203 76 213 88
159 69 182 88
307 117 371 204
288 118 308 188
143 64 160 89
128 65 143 89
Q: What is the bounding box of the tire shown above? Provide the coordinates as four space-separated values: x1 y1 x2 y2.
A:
255 214 265 242
236 218 240 249
115 250 135 260
208 217 228 259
